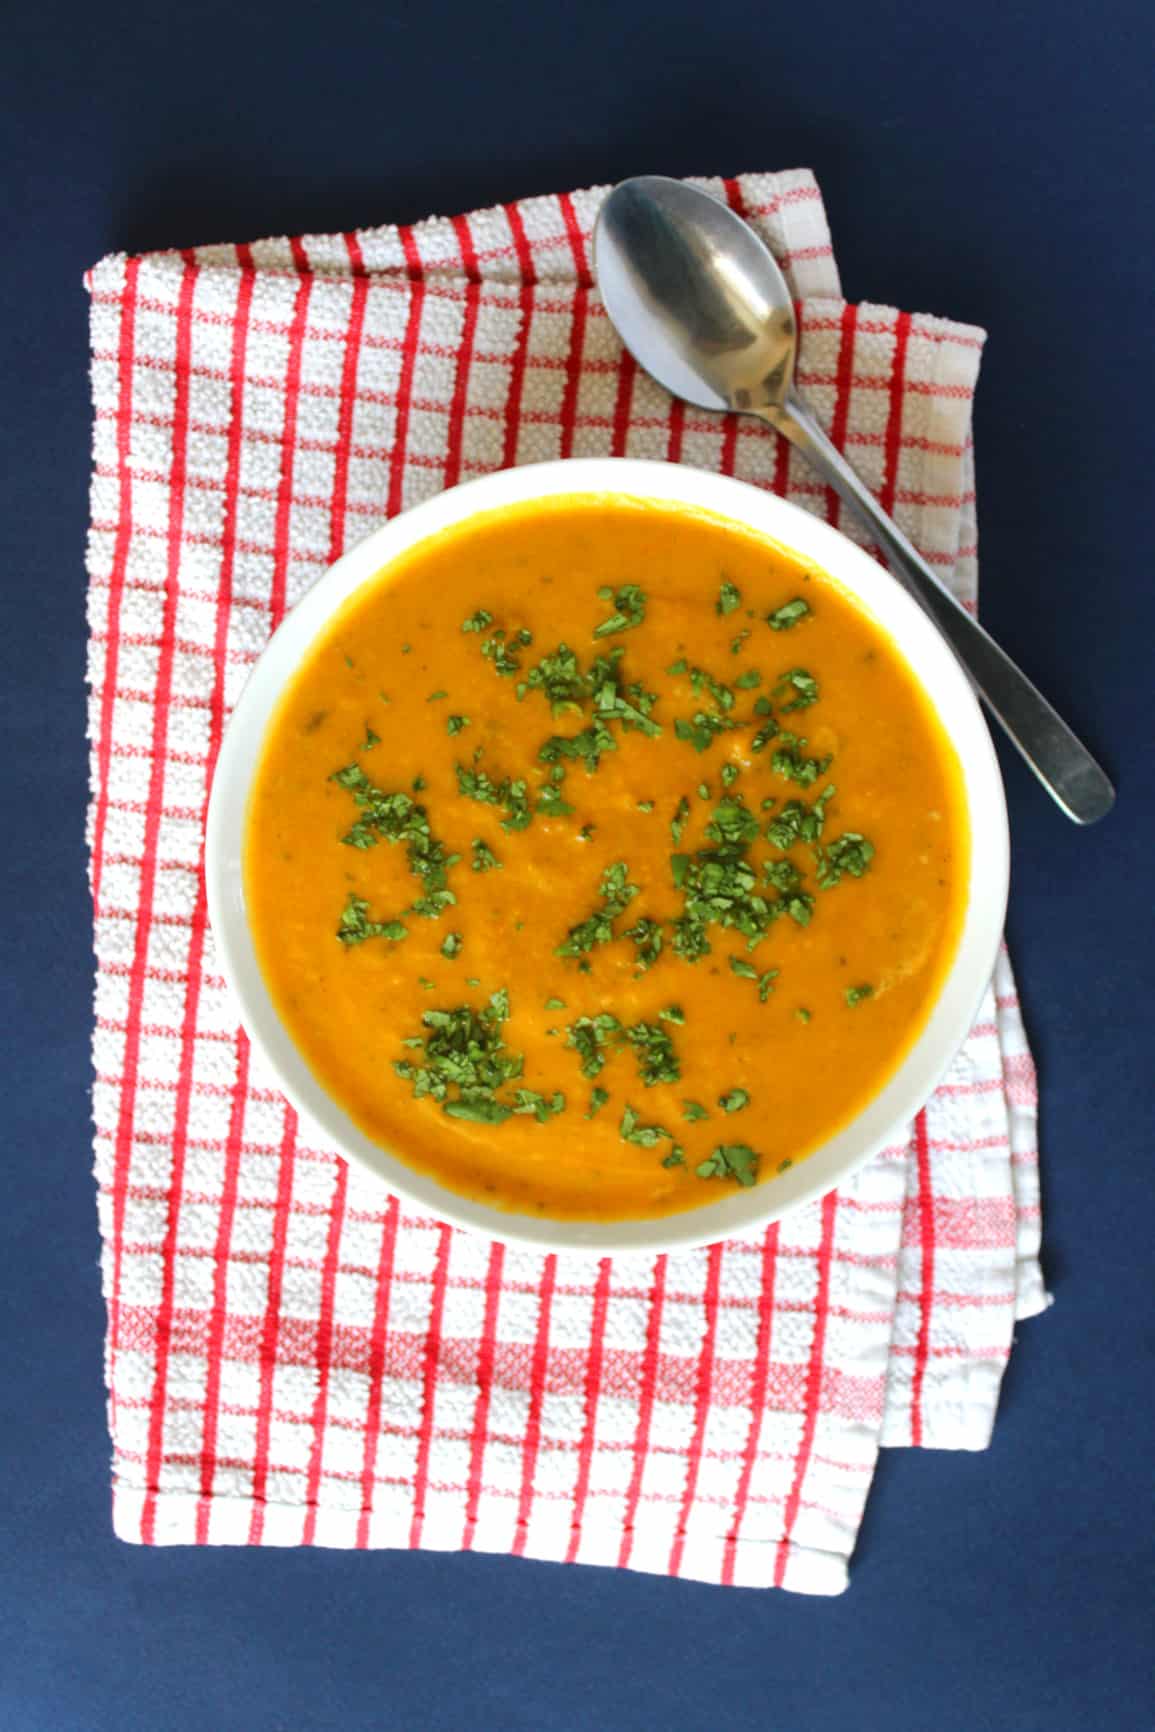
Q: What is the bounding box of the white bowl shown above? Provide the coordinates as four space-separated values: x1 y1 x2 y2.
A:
206 458 1008 1256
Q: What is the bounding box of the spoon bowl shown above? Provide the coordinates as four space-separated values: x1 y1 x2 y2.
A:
595 176 797 414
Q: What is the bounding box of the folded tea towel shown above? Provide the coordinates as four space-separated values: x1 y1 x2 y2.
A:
84 168 1044 1593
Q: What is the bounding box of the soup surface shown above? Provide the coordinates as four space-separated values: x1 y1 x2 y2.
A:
245 496 968 1221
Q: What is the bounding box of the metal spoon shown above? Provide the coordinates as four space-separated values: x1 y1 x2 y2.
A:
594 175 1114 825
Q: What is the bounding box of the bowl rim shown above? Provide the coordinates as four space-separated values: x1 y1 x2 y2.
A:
206 457 1009 1256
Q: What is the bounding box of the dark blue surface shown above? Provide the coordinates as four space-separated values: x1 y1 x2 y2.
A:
4 2 1154 1727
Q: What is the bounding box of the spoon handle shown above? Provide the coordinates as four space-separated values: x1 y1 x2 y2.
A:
769 395 1115 825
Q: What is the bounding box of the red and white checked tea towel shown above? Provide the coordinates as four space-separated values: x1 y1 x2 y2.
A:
85 170 1046 1594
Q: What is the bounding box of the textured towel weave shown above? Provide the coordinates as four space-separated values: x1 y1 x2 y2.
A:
85 170 1044 1593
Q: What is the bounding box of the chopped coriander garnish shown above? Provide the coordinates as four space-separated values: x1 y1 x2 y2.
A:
696 1143 760 1186
427 689 448 702
697 783 711 800
586 1087 610 1119
763 858 814 926
846 984 875 1007
462 608 494 633
565 1013 623 1078
619 1104 677 1150
729 956 758 980
716 580 742 616
626 1019 681 1087
659 1004 685 1024
544 996 567 1011
733 668 762 691
471 838 502 873
395 990 540 1124
816 833 875 887
512 1087 567 1124
578 823 596 842
556 860 638 958
720 762 739 789
766 598 811 631
478 625 533 676
411 773 426 792
593 583 647 637
418 977 435 991
446 714 470 735
331 764 458 922
670 796 691 846
440 931 463 960
401 643 412 655
730 628 751 655
661 1151 686 1169
336 894 407 947
456 764 533 832
361 726 380 750
718 1088 750 1113
795 1007 812 1023
771 733 832 788
623 915 663 973
636 799 655 813
681 1100 710 1123
773 668 819 712
766 786 835 849
758 969 779 1002
705 794 760 847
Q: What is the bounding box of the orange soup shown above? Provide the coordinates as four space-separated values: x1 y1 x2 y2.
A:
244 497 968 1221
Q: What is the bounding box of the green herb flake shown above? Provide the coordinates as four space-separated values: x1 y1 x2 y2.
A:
733 668 762 691
336 894 408 947
766 598 811 631
718 1088 750 1114
773 667 819 712
557 860 639 959
396 992 531 1124
659 1005 685 1024
729 956 758 980
795 1007 812 1024
456 764 534 833
758 969 779 1003
817 833 875 888
670 795 691 846
619 1104 675 1149
696 1143 760 1187
661 1150 686 1169
418 977 435 991
544 996 567 1011
439 931 463 960
681 1100 711 1123
636 799 655 813
626 1019 681 1087
593 583 647 638
427 689 448 703
471 838 502 873
565 1012 623 1079
586 1087 610 1119
846 983 875 1007
730 628 752 655
462 608 495 634
771 733 832 788
330 763 458 926
446 714 471 735
361 726 381 750
716 580 742 617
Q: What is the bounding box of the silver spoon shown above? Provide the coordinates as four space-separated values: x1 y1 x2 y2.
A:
594 175 1114 825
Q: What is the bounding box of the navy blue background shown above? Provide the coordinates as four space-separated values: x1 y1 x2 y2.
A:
4 2 1153 1727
